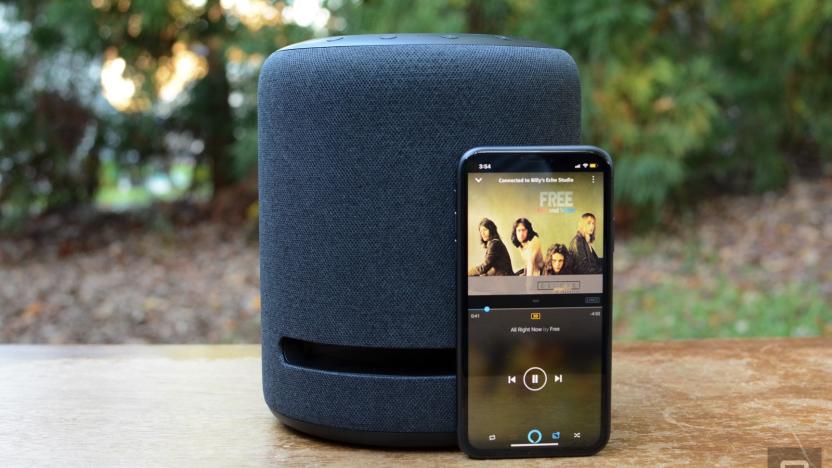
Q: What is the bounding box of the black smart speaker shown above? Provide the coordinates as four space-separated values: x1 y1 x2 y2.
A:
259 33 581 447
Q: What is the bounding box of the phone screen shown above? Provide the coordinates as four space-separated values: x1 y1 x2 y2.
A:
457 147 612 458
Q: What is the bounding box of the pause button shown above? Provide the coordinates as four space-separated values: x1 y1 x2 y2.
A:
522 367 547 391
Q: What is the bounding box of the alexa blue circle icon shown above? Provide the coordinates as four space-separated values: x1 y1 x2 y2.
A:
527 429 542 444
483 306 491 313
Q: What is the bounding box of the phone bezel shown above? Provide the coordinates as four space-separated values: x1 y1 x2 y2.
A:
456 145 613 459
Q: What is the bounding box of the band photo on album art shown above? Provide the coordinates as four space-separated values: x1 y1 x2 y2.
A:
467 172 605 296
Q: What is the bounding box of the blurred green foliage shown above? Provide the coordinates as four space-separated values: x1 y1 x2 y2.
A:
0 0 312 227
1 0 831 228
332 0 832 225
615 279 828 340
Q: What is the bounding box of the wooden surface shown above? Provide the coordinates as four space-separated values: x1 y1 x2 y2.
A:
0 338 829 467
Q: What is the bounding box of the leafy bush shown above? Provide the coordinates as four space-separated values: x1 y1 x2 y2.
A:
332 0 832 225
1 0 831 228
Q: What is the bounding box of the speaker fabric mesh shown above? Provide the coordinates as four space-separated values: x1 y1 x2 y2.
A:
259 38 581 440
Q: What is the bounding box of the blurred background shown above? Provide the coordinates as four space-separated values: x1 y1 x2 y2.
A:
0 0 830 344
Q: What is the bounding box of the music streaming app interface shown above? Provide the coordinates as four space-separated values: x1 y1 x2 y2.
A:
465 164 606 450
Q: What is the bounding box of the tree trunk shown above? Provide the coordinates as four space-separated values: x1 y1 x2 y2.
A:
202 43 235 199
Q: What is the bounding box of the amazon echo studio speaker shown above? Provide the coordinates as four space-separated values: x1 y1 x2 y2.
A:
258 33 581 447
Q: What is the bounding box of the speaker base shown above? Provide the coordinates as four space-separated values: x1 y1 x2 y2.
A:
274 411 457 448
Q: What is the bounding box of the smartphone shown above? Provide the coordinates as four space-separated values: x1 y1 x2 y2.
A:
457 146 613 459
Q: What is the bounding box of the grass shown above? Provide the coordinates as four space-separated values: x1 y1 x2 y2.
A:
614 275 830 341
95 161 209 210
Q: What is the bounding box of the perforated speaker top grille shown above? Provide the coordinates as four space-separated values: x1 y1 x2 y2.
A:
259 34 580 444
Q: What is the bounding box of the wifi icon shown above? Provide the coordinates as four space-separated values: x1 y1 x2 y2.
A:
582 163 588 168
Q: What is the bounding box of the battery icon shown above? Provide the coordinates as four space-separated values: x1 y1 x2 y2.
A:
589 163 597 168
